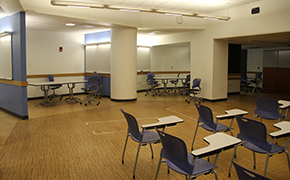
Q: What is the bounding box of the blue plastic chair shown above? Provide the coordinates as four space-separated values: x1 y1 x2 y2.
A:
181 74 190 95
170 73 180 92
154 129 217 180
241 74 251 93
145 73 160 97
120 109 160 179
185 78 203 104
80 74 101 106
47 75 63 100
254 97 285 122
232 161 271 180
251 73 263 93
191 104 233 150
229 116 290 177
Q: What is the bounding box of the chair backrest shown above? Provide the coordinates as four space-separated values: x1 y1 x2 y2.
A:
241 74 247 83
95 74 102 87
156 129 193 174
255 73 262 79
232 161 271 180
48 75 54 82
147 73 156 84
236 116 272 152
195 104 216 129
255 97 279 114
192 78 201 89
87 75 99 91
120 109 142 141
185 74 190 83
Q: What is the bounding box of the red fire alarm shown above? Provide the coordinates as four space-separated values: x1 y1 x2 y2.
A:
59 47 63 52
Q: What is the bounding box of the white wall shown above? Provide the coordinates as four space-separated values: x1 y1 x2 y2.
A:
26 30 85 98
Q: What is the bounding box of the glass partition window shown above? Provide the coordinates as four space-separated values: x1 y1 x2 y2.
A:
0 33 12 80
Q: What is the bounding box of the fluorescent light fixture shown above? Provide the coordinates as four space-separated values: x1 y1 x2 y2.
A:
164 12 182 16
203 17 219 20
119 9 140 12
66 23 75 27
51 1 230 21
0 31 11 38
67 5 90 8
197 13 230 21
84 42 111 46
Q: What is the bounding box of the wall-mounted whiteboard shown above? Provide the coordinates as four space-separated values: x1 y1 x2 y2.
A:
85 44 111 73
85 45 151 73
0 34 12 79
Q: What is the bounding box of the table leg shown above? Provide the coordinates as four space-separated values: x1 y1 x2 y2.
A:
65 83 81 103
159 79 170 96
35 85 53 106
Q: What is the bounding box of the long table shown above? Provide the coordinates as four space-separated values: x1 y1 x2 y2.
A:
29 80 87 106
154 77 186 95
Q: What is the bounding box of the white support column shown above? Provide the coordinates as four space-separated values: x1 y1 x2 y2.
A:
110 27 137 101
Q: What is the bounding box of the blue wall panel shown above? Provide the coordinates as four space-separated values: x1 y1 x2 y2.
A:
0 12 28 119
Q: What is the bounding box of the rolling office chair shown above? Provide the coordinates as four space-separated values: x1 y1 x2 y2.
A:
170 73 180 93
94 74 103 99
154 129 218 180
251 72 263 93
191 104 233 151
120 109 160 179
254 97 285 122
80 74 101 106
47 75 63 100
145 72 160 97
185 78 203 104
180 74 190 95
229 116 290 177
232 161 271 180
241 74 251 93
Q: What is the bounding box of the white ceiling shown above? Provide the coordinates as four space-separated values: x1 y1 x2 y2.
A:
1 0 290 48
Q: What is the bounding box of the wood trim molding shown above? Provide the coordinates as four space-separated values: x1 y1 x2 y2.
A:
27 73 85 79
0 79 28 86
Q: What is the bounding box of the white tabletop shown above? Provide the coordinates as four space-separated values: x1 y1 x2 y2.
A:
216 109 248 120
278 100 290 109
154 77 186 80
141 115 184 129
28 80 88 86
191 132 241 158
269 121 290 138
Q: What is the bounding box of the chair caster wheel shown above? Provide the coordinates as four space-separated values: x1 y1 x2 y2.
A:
85 104 87 106
97 102 100 105
80 102 82 105
153 95 155 97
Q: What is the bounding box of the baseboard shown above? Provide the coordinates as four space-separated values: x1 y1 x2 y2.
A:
0 107 28 120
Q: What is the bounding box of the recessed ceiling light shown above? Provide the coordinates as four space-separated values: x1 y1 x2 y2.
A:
66 23 75 27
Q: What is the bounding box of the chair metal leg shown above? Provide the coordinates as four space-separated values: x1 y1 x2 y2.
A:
133 143 142 179
285 150 290 172
213 170 218 180
149 143 154 159
228 145 238 177
122 132 129 164
154 156 163 180
191 124 199 151
253 152 256 169
264 153 270 176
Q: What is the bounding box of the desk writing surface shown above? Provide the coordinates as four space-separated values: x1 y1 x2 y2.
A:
191 133 241 157
141 115 184 129
269 121 290 138
215 109 248 120
28 80 87 86
278 100 290 109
